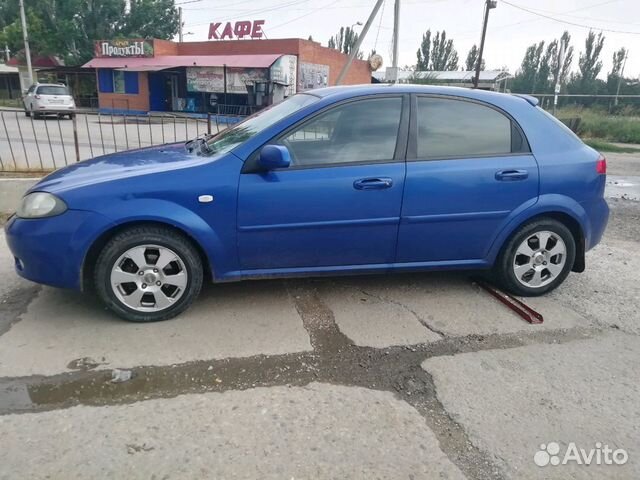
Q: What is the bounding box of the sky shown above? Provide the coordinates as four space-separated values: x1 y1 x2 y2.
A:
178 0 640 79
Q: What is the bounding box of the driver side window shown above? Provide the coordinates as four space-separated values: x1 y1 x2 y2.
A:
278 97 403 167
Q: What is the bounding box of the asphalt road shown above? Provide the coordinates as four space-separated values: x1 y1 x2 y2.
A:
0 110 218 171
0 157 638 479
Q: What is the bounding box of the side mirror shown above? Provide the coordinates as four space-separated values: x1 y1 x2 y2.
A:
258 145 291 170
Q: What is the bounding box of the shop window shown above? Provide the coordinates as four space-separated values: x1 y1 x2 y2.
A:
113 71 126 93
97 69 139 94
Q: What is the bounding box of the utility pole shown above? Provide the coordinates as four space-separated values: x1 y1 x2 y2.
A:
391 0 400 83
614 49 628 107
178 7 184 42
19 0 34 86
473 0 496 89
553 41 565 115
4 45 10 63
335 0 385 85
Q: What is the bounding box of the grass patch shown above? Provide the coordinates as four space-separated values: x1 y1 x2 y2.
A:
583 139 640 153
556 107 640 144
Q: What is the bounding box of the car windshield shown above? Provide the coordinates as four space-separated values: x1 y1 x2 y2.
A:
37 86 70 95
205 93 320 155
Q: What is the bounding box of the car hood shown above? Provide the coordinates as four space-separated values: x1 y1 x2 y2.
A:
32 143 209 194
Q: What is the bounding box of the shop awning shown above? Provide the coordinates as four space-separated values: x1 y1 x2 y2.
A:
82 54 283 70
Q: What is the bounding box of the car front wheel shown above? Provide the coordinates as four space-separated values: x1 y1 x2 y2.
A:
496 218 576 297
94 226 204 322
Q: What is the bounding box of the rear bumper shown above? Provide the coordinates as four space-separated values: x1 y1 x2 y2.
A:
584 197 609 251
5 210 113 290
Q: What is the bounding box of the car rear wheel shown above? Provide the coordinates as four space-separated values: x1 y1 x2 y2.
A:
495 218 576 297
94 226 203 322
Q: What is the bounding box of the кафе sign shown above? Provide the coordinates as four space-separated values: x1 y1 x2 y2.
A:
208 20 265 40
95 39 154 58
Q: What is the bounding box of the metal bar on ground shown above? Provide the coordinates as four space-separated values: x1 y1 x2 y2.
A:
148 115 153 145
207 113 211 135
98 112 106 155
472 278 543 324
161 115 165 144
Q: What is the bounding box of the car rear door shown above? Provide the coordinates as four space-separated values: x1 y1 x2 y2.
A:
237 95 409 271
396 94 539 264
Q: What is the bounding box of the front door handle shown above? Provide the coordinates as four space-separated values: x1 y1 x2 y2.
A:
353 177 394 190
495 169 529 181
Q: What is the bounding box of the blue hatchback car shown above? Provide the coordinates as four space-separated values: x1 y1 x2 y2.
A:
5 85 609 322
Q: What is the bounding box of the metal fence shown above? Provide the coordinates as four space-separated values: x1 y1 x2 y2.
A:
0 108 245 173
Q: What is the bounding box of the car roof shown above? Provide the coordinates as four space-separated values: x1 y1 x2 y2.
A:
35 83 67 87
307 84 534 109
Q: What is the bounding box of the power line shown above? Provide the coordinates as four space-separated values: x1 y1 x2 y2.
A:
374 0 386 51
185 0 312 27
267 0 342 31
501 0 640 35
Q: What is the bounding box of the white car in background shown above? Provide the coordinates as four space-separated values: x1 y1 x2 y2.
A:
23 83 76 119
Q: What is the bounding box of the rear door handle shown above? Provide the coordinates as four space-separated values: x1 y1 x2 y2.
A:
353 177 393 190
495 169 529 181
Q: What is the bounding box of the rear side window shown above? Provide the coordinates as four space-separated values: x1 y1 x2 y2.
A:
416 97 523 159
36 85 69 95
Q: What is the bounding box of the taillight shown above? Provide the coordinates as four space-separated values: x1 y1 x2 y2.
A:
596 155 607 175
34 94 41 99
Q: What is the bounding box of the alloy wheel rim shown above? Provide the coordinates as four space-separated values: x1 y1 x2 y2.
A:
110 244 188 312
512 231 566 289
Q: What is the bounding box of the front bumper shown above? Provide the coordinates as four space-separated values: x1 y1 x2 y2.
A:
5 210 114 290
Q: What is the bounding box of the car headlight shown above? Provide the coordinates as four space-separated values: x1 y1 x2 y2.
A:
16 192 67 219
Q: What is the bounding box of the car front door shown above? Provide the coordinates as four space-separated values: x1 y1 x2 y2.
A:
237 95 409 271
396 95 539 264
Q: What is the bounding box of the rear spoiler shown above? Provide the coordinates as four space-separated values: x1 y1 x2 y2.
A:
513 94 539 106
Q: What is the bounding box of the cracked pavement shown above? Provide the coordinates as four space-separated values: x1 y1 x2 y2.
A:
0 155 639 479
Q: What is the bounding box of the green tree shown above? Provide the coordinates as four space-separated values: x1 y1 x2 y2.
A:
607 47 627 95
511 41 544 93
549 31 574 91
429 30 458 71
0 0 179 65
327 26 362 59
577 30 605 91
416 30 431 70
464 44 484 71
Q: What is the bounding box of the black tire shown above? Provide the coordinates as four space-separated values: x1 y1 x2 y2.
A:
94 226 204 322
24 110 30 117
495 218 576 297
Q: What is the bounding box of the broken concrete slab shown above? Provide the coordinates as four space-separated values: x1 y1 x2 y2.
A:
422 332 640 479
319 273 588 348
548 239 640 335
316 281 442 347
0 383 465 479
0 281 311 377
